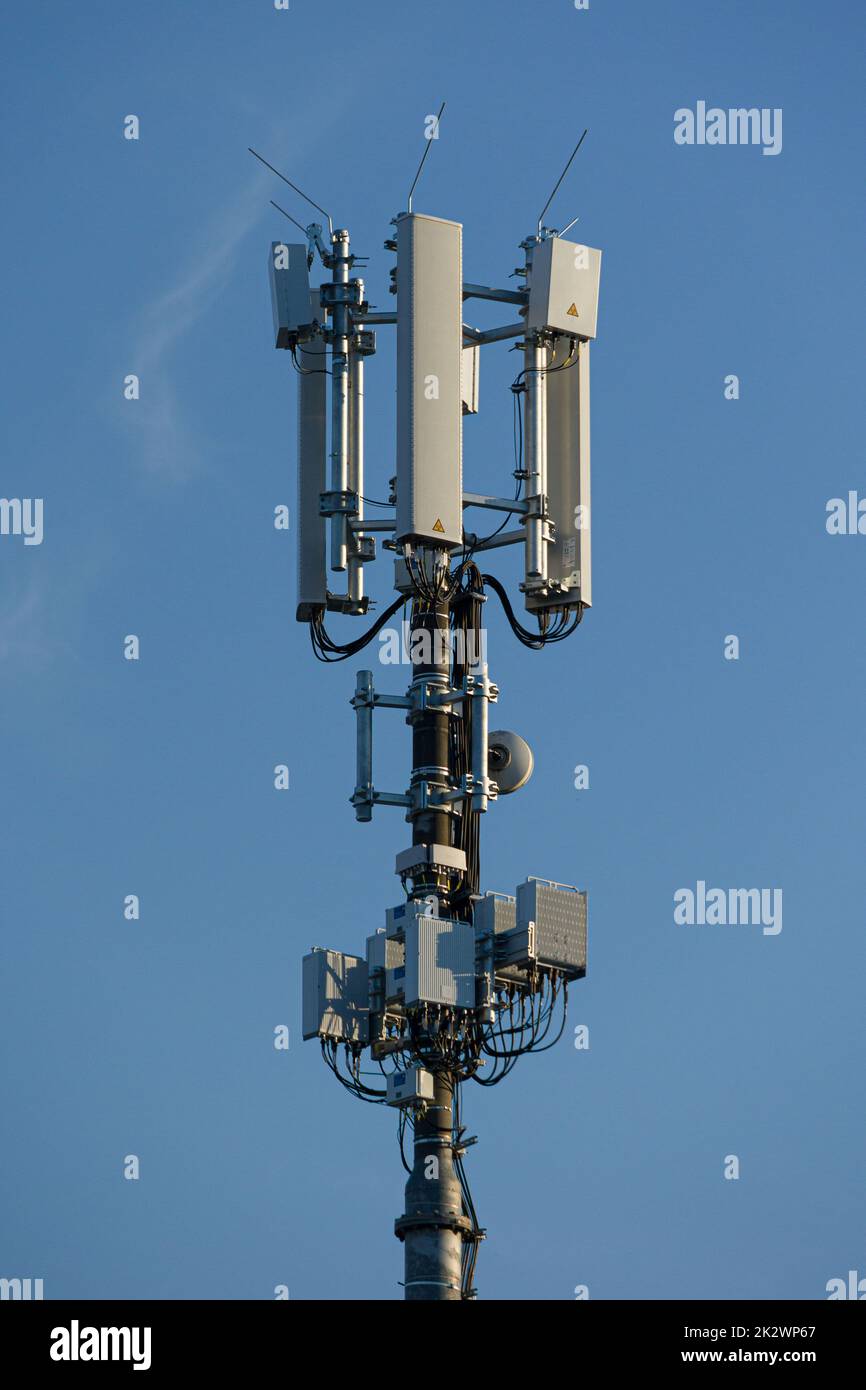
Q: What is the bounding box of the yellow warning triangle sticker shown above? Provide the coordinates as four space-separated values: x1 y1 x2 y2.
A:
566 302 579 317
432 518 445 533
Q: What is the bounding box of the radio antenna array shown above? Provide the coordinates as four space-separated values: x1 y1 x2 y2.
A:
262 115 602 1300
269 199 308 236
248 146 334 236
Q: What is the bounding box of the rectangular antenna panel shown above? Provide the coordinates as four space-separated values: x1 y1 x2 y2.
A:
526 337 591 613
395 213 463 548
302 948 369 1042
296 290 328 621
526 236 601 339
475 893 519 991
516 879 587 977
404 916 475 1009
473 893 516 937
366 930 405 974
269 242 314 348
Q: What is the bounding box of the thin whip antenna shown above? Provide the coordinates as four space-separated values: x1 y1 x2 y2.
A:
537 129 587 235
407 102 445 214
558 215 580 238
248 147 333 236
270 199 308 236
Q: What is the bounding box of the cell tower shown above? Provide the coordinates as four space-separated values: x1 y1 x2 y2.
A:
255 121 601 1300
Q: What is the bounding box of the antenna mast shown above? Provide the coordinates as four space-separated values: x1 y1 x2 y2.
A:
258 123 602 1299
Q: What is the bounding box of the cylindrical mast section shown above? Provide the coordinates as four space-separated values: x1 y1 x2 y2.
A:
397 1073 466 1301
395 563 470 1299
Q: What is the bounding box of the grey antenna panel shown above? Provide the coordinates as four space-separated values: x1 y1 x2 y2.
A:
526 337 591 613
269 241 313 348
302 948 370 1043
295 290 328 621
395 213 464 548
516 879 587 977
404 916 475 1009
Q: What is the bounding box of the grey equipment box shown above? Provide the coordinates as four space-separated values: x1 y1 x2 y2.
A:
474 892 516 937
366 929 405 973
386 1066 435 1108
515 878 587 978
295 289 328 621
367 930 406 1011
395 212 464 549
268 241 314 349
302 948 369 1043
473 892 517 994
526 235 601 340
404 916 476 1009
526 335 591 613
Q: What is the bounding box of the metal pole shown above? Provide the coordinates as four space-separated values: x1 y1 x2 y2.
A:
353 669 373 823
525 333 548 582
470 662 491 814
397 1073 465 1301
330 229 351 572
347 332 364 606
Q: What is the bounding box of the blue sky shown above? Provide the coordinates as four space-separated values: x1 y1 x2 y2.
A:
1 0 864 1300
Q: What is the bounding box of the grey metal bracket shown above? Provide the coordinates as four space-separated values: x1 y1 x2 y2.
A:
463 491 528 516
320 280 367 313
462 321 525 346
351 328 377 356
320 489 359 518
462 282 527 307
465 527 526 554
351 517 394 533
395 842 468 879
349 533 377 564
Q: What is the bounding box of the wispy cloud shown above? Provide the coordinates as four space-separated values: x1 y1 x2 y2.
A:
125 170 269 479
122 98 357 480
0 571 56 672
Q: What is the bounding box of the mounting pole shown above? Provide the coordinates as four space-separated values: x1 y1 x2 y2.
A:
347 317 365 606
523 238 549 589
524 336 549 583
330 228 351 571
